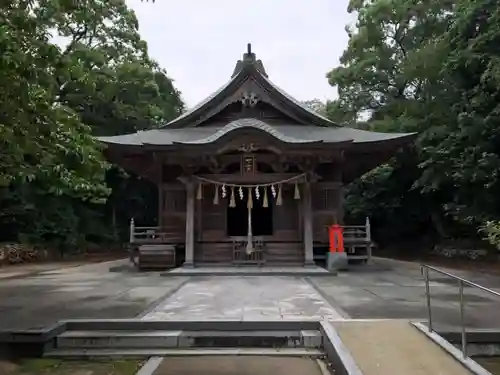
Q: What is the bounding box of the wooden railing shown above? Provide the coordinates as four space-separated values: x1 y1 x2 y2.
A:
343 217 371 243
129 219 181 244
342 217 372 261
322 217 371 243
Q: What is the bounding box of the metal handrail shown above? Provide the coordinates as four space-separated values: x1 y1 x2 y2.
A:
421 264 500 359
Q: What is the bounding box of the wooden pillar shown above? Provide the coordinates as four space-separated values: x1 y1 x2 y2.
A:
184 180 195 267
338 186 345 225
303 181 315 266
158 184 163 228
129 218 135 244
158 162 163 228
333 159 345 225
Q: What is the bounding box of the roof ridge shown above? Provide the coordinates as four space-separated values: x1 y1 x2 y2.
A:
161 44 336 129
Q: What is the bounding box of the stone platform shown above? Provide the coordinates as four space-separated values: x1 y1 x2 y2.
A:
161 265 331 277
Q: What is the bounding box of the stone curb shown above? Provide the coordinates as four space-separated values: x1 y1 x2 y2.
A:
412 322 493 375
319 321 364 375
160 271 337 277
135 356 163 375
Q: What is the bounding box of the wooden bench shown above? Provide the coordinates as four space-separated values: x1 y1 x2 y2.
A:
135 244 176 270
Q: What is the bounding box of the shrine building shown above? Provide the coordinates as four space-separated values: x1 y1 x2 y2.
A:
99 44 415 268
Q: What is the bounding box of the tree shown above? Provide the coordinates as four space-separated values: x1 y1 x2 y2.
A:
301 99 328 117
0 1 109 199
417 0 500 227
0 0 184 250
326 0 455 240
329 0 500 250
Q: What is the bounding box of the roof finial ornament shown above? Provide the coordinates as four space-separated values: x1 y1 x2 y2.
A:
243 43 255 62
231 43 268 78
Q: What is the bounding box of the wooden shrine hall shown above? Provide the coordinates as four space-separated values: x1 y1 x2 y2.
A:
99 44 415 269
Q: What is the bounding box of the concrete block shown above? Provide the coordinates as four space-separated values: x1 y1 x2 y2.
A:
300 330 323 348
178 330 303 348
327 252 348 271
57 330 180 349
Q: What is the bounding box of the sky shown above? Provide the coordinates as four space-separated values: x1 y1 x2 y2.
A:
126 0 354 107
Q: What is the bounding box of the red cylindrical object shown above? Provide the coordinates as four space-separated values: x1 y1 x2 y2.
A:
329 224 344 253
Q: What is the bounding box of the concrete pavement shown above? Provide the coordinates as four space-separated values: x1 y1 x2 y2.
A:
309 258 500 331
0 260 186 330
0 257 499 332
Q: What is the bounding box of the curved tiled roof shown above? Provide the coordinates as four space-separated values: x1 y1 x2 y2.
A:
175 118 321 144
160 46 334 129
161 69 243 128
98 118 415 147
99 46 415 150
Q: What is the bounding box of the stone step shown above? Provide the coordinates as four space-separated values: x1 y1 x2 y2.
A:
45 347 325 359
56 330 323 349
57 330 181 349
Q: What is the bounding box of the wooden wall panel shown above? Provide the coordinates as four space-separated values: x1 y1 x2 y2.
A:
311 183 343 243
265 242 303 264
194 241 304 265
194 242 233 264
161 184 186 244
198 184 227 242
273 186 300 241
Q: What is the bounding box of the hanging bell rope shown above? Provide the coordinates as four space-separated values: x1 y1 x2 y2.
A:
213 185 219 205
246 206 253 255
294 182 300 200
247 187 253 209
229 186 236 208
276 184 283 206
196 183 203 200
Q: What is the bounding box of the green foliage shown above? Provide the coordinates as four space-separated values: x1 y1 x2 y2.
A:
0 0 184 251
480 221 500 251
0 2 109 199
301 99 328 117
329 0 500 249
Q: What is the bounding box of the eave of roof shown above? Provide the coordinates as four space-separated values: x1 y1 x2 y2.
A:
97 118 415 147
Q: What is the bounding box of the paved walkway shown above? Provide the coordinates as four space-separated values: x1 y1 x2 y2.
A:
153 356 326 375
142 276 343 321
